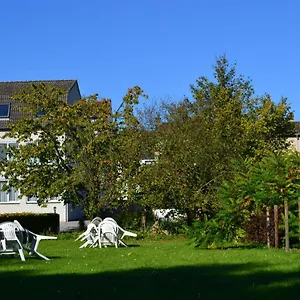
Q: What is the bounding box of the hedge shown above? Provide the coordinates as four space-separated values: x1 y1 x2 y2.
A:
0 212 59 234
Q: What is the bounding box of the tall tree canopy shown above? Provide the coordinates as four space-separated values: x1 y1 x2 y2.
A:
134 56 295 221
1 83 147 218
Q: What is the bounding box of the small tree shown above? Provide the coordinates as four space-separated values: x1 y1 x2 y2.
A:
219 150 300 251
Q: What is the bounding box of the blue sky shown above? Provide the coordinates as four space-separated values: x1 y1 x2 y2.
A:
1 0 300 119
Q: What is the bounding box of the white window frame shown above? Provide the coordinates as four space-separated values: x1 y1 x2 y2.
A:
26 195 60 204
0 103 11 119
0 181 20 203
0 142 18 161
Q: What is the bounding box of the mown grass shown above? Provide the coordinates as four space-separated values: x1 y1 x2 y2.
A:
1 236 300 299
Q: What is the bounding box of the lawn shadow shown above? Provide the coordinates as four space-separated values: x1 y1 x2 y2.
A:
1 262 300 300
125 244 140 247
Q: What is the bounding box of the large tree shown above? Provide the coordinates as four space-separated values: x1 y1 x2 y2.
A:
134 56 295 222
1 83 146 218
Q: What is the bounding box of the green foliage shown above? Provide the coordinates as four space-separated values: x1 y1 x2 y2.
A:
184 216 246 249
216 149 300 248
136 56 293 220
112 208 155 231
1 83 147 219
158 219 185 235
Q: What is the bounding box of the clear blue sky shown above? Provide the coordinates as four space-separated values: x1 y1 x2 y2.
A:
1 0 300 119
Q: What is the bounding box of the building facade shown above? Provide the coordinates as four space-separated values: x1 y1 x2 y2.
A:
0 80 83 222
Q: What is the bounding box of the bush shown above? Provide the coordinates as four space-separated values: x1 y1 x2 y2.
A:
158 219 185 235
98 206 155 232
184 215 246 248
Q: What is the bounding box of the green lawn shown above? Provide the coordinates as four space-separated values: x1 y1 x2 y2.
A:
1 237 300 299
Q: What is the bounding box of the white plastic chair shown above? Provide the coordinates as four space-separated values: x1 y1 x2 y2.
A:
78 223 99 248
104 218 137 244
24 229 57 260
0 222 25 261
75 218 102 242
14 220 57 260
103 217 117 224
118 225 137 240
98 221 119 248
91 217 103 226
98 219 137 248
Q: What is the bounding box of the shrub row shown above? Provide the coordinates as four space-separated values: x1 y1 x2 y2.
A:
0 212 59 234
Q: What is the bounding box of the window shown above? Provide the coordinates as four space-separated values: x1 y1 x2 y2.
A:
0 142 18 160
0 181 19 203
27 195 60 203
27 195 38 202
0 104 10 118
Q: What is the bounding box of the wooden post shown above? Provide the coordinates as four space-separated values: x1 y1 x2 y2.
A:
284 199 289 252
266 207 270 248
274 204 279 248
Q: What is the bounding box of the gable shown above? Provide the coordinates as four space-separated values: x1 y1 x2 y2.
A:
0 80 81 131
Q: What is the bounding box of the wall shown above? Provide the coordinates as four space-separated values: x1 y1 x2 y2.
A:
0 132 69 222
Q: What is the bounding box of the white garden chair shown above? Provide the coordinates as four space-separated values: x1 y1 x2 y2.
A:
0 222 25 261
24 229 57 260
78 223 99 248
98 218 137 248
75 217 102 242
98 220 119 248
91 217 103 226
103 217 117 224
13 220 57 260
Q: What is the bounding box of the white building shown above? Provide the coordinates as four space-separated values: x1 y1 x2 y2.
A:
0 80 83 222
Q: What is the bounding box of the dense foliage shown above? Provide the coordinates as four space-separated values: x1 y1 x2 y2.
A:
134 56 294 225
1 83 147 218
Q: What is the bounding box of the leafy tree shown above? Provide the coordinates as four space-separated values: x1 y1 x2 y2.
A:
135 56 294 223
1 83 147 219
218 150 300 251
250 150 300 251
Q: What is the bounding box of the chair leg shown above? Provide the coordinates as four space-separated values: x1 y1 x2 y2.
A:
32 250 50 261
119 239 128 247
18 249 25 261
79 241 90 248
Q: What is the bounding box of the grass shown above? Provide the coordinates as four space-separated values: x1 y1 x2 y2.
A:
2 236 300 299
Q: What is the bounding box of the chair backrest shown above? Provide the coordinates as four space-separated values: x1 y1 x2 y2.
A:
99 221 118 244
13 220 25 231
0 222 19 241
90 217 102 226
103 217 117 224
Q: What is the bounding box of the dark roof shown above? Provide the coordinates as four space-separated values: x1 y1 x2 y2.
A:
0 80 77 96
0 80 80 131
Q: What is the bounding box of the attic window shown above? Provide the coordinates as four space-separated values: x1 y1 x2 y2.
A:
0 104 10 118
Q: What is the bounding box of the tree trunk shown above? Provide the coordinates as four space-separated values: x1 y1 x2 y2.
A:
141 211 146 230
284 199 289 252
186 208 195 226
266 207 271 248
274 205 279 248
